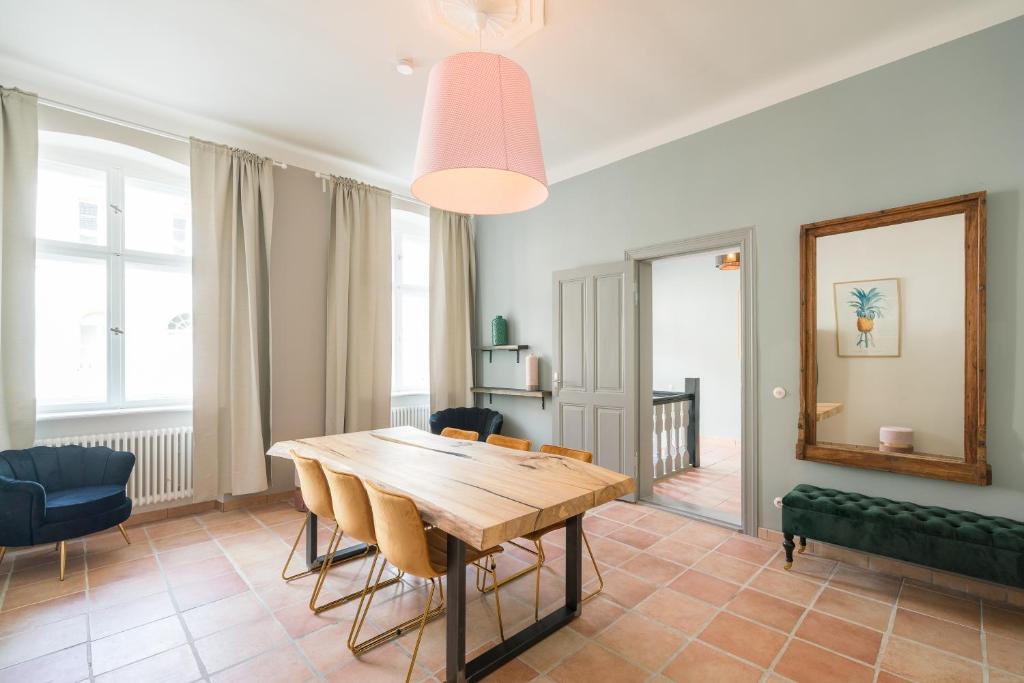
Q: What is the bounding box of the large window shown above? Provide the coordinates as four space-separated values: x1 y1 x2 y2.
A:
36 133 192 412
392 208 429 395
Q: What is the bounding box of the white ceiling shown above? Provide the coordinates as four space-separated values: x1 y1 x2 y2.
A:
1 1 1022 192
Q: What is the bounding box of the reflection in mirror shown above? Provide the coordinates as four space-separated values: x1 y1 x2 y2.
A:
814 214 965 460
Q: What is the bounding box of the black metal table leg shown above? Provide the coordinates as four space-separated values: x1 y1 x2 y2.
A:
446 534 468 683
304 510 372 571
455 514 585 682
565 514 583 615
305 511 319 567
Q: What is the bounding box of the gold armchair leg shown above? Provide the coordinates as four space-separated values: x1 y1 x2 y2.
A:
58 540 67 581
0 547 6 568
117 523 131 545
281 513 318 581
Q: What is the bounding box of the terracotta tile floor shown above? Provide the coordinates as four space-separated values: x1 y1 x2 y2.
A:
652 437 742 522
2 499 1023 682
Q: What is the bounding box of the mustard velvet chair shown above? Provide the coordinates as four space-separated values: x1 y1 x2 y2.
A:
354 480 507 681
281 452 350 611
315 465 404 623
482 444 604 620
485 434 531 451
440 427 480 441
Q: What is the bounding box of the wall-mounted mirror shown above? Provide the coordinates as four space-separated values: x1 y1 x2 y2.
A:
797 193 988 485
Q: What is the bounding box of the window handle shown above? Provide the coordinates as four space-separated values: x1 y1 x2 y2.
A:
109 327 124 336
110 204 122 214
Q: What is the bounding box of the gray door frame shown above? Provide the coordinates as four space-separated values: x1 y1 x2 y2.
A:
626 226 759 536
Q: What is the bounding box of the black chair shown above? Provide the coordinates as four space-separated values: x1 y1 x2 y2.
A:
429 407 503 442
0 445 135 580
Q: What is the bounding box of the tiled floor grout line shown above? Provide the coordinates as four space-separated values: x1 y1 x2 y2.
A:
202 515 308 680
146 523 214 683
871 575 903 683
761 553 841 681
979 600 990 683
83 535 95 683
204 508 349 681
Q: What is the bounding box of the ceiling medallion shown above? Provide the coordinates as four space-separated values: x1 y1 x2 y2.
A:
427 0 545 49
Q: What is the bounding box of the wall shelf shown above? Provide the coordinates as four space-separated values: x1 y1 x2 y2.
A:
477 344 529 363
471 386 551 409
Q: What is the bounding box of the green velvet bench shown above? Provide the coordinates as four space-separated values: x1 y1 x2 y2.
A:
781 484 1024 588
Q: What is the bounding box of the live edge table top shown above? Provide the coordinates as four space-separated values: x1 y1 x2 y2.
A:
268 426 636 551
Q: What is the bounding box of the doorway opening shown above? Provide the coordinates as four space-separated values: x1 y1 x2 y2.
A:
630 229 757 533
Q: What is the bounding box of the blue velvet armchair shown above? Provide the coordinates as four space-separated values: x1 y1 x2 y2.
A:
428 407 503 442
0 445 135 579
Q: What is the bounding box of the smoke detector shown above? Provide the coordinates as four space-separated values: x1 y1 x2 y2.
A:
428 0 545 49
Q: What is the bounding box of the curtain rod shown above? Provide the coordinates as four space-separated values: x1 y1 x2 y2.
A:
37 96 428 206
40 96 283 169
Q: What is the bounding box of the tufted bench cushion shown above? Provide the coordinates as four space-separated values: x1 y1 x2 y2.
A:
781 484 1024 588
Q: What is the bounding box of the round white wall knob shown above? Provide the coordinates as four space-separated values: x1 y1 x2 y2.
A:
772 386 787 399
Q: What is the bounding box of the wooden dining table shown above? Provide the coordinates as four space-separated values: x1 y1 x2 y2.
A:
268 426 635 682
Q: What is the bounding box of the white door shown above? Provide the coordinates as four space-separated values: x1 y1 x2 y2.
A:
552 262 637 500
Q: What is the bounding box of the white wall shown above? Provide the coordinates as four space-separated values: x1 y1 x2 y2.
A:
652 252 741 439
815 214 965 457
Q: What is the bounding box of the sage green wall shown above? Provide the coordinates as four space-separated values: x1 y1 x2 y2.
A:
474 17 1024 530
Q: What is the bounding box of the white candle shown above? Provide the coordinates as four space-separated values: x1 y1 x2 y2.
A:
525 353 539 391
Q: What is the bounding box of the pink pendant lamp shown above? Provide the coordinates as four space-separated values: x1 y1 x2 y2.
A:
412 51 548 215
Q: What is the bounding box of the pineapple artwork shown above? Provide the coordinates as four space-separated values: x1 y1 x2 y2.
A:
833 278 901 357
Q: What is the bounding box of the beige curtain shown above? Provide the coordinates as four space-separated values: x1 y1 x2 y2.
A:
190 139 274 498
0 87 37 450
325 177 392 433
429 208 476 412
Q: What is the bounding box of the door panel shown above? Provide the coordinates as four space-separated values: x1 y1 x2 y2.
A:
559 403 586 451
595 406 625 472
558 278 586 391
595 274 624 392
553 262 636 499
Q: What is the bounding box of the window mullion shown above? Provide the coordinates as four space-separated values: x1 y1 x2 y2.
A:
108 166 126 408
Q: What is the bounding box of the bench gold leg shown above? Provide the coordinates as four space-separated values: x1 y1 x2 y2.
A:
58 541 67 581
118 523 131 545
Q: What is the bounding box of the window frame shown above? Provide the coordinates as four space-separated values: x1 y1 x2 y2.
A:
36 151 192 415
391 208 430 396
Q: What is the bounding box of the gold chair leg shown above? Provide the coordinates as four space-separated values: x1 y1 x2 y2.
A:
0 546 6 568
581 530 604 604
281 513 317 581
58 541 66 581
487 560 505 642
349 557 445 656
405 579 438 683
479 540 543 594
308 526 341 611
308 530 395 615
117 523 131 545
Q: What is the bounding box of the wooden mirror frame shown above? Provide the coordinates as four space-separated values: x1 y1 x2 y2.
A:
797 192 989 485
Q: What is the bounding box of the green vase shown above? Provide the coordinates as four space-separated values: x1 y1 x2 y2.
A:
491 315 508 346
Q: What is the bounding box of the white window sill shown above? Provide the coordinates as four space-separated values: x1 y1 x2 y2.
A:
391 391 429 398
37 404 192 421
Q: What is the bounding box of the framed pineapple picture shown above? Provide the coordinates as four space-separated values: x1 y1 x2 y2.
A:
832 278 901 357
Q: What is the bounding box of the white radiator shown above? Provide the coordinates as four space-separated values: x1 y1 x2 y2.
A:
36 427 194 507
390 404 431 431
